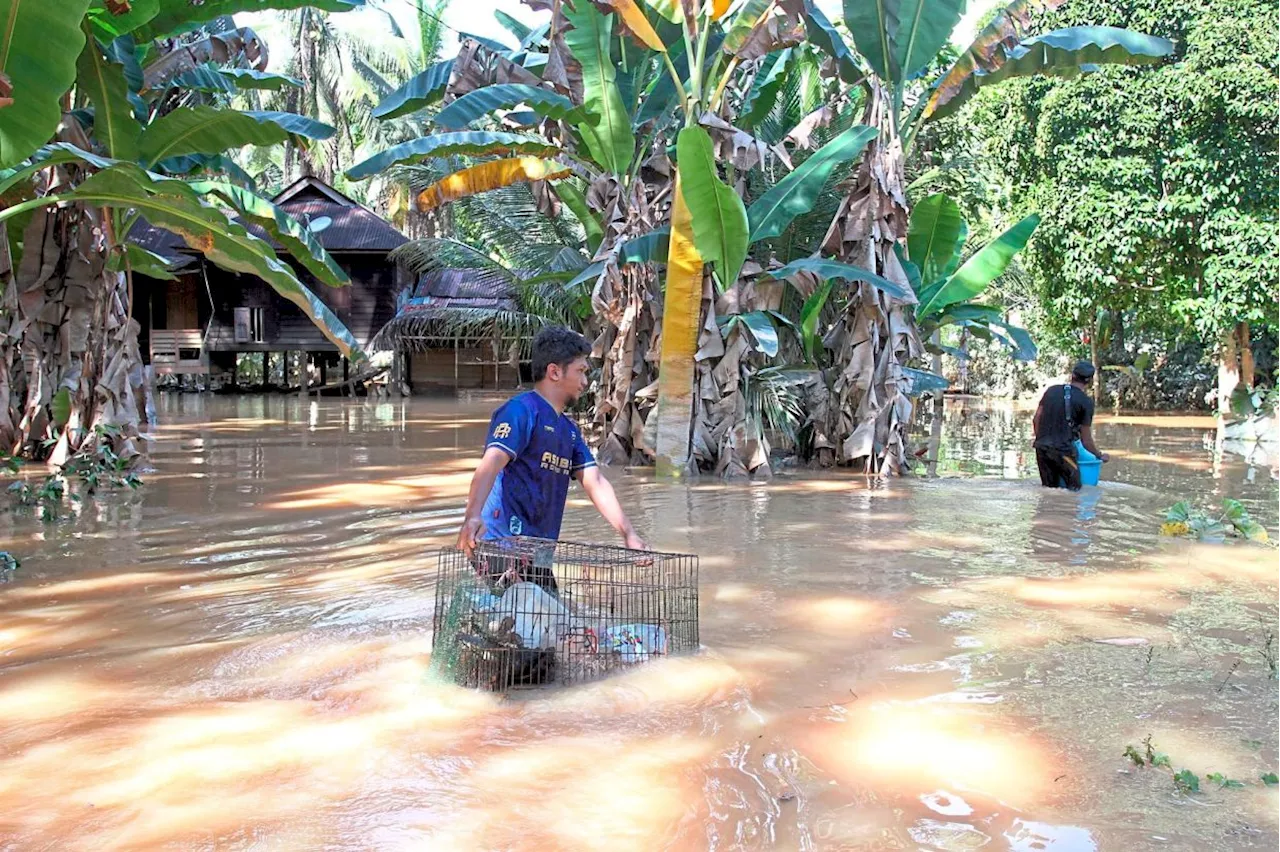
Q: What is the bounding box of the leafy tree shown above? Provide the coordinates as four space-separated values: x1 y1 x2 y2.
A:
973 0 1278 410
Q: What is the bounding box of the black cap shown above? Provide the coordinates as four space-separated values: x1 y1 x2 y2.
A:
1071 360 1096 381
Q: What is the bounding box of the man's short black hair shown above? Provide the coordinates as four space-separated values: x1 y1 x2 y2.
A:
532 326 590 381
1071 360 1096 383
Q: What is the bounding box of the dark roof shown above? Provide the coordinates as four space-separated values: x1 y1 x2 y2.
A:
251 176 408 253
126 176 407 267
405 268 518 310
125 222 198 270
370 269 524 350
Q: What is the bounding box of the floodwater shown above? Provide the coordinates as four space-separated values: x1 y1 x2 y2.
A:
0 396 1276 851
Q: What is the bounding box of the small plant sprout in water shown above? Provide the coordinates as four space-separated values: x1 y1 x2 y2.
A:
1161 499 1270 543
1205 773 1246 789
1173 770 1200 794
2 425 143 523
1124 735 1171 769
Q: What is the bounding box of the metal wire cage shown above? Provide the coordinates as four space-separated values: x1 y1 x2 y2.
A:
430 537 699 690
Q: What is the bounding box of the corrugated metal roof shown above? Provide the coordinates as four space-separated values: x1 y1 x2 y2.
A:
409 268 517 302
246 180 409 252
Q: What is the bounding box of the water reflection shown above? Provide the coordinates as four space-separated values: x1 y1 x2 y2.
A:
0 396 1273 850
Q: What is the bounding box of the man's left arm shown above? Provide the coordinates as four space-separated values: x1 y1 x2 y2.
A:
576 466 647 550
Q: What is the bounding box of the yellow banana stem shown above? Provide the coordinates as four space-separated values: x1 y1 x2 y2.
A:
653 171 704 476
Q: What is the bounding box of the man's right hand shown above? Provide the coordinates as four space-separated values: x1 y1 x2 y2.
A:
457 516 485 556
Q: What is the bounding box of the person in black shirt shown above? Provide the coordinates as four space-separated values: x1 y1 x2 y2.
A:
1032 361 1109 490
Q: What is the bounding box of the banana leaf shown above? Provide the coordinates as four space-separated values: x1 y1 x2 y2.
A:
137 0 364 41
433 84 582 129
843 0 965 86
372 59 455 120
564 1 634 175
220 69 303 90
907 193 965 286
345 131 559 181
414 158 570 212
76 31 140 161
0 163 362 358
137 107 334 167
107 243 176 280
926 26 1175 122
799 278 832 362
902 366 950 395
677 126 748 288
553 181 604 255
189 179 350 288
747 125 875 242
605 0 667 52
915 213 1040 318
87 0 159 38
802 0 861 82
766 257 913 301
0 1 91 169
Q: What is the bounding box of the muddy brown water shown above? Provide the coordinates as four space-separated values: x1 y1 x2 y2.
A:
0 396 1276 851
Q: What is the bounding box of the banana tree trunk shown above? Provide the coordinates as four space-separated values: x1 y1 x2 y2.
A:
589 177 668 468
817 83 923 475
651 173 701 476
0 201 148 463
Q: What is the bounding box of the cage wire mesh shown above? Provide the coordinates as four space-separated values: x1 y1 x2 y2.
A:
430 537 698 690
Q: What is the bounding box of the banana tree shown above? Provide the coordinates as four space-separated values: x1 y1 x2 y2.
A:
0 0 364 462
797 0 1174 472
345 4 706 468
907 192 1040 368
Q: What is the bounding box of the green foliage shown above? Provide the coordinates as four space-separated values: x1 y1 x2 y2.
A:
76 29 140 160
747 125 876 242
563 0 634 175
4 425 142 523
1173 770 1200 794
843 0 966 87
20 163 363 358
676 126 748 289
1205 773 1246 790
917 214 1041 319
434 85 583 130
345 131 558 181
928 26 1174 122
371 59 455 119
0 1 92 169
766 258 913 301
1262 773 1278 786
974 0 1278 350
137 107 334 167
135 0 364 42
1162 498 1270 543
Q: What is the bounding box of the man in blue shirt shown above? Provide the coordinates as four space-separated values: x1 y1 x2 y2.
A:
457 327 647 562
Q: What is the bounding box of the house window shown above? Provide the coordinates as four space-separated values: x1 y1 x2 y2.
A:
234 307 267 343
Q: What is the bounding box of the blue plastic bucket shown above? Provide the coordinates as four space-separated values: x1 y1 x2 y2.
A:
1074 440 1102 486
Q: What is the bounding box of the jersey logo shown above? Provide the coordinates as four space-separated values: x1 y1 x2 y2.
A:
493 422 512 439
544 425 556 433
540 451 572 474
509 515 523 535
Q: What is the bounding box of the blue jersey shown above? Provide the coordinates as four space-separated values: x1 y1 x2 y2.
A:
481 391 595 540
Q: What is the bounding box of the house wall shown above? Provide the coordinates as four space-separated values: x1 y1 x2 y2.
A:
196 254 402 353
408 347 520 391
